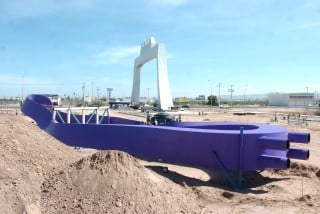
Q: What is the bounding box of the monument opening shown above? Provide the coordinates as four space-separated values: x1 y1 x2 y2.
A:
131 37 173 110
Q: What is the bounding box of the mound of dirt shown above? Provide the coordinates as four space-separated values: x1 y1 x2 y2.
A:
41 150 203 213
0 114 82 213
290 162 319 178
273 162 320 178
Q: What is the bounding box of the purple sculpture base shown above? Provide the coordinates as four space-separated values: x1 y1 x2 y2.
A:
22 94 310 172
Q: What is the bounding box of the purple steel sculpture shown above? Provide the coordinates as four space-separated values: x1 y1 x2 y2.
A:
22 94 310 174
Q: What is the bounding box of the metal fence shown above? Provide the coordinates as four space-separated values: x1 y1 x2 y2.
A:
0 100 21 115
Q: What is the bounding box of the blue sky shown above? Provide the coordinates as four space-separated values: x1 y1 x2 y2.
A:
0 0 319 99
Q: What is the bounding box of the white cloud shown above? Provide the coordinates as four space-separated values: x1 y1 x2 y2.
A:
94 46 140 64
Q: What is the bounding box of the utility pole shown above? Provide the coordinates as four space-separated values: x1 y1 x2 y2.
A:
305 86 309 107
21 74 24 102
228 85 234 109
218 82 221 107
243 84 247 104
147 88 150 103
209 80 213 107
82 82 85 106
96 87 100 101
91 81 94 102
107 88 113 102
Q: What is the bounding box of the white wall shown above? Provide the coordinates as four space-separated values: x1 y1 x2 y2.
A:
268 93 289 106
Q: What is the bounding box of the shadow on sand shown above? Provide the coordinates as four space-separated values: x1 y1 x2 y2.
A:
145 165 289 194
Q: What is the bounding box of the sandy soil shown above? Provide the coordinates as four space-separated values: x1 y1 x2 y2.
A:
1 106 320 213
0 112 82 214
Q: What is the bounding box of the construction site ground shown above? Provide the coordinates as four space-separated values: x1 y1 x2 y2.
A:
0 106 319 213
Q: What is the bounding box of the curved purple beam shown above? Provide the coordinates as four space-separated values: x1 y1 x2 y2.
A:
22 94 311 171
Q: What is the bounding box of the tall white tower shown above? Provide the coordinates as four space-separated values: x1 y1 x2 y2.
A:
131 37 173 110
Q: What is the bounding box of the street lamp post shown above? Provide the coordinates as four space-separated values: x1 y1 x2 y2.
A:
73 92 76 106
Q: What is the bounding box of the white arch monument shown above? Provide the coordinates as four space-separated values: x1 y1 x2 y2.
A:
131 37 173 110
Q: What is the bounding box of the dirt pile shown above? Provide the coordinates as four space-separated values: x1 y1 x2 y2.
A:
0 114 82 213
41 150 203 213
272 162 319 178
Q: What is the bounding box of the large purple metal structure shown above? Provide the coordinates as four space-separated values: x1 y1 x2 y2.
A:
22 94 310 173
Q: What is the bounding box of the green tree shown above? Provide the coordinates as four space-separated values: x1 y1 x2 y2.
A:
207 95 218 106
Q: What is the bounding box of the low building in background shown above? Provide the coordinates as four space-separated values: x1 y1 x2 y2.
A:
268 92 314 107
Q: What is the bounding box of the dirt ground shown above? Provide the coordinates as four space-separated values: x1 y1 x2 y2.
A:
0 106 319 213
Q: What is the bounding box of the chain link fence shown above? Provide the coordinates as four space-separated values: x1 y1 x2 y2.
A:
0 99 21 115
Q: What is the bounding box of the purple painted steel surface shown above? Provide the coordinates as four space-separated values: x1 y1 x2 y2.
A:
287 148 309 160
288 132 310 144
22 94 311 171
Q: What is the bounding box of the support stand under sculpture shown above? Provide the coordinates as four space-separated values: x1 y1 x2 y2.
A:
131 37 173 110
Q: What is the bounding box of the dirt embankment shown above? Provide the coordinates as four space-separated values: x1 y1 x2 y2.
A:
0 114 81 213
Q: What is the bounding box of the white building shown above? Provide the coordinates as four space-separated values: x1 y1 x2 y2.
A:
268 92 314 107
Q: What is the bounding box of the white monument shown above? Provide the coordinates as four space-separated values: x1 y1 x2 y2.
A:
131 37 173 110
